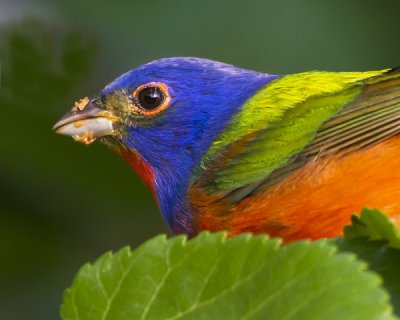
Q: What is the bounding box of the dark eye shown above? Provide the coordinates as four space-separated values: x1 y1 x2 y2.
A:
137 86 165 110
131 82 170 115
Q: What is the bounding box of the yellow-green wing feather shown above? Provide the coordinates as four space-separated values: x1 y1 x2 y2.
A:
197 68 400 195
304 68 400 156
204 70 383 160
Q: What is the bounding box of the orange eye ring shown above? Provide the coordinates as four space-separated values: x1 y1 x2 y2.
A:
130 82 170 116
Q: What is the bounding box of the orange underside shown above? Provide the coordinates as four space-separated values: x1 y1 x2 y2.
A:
193 136 400 242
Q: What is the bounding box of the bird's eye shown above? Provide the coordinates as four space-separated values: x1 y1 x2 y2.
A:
138 87 164 110
131 82 170 116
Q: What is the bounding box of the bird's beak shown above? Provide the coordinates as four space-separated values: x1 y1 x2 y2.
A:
53 97 117 145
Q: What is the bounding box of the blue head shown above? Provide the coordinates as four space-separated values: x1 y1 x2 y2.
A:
95 58 277 233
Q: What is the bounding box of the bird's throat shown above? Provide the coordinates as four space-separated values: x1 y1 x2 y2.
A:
117 145 198 235
117 147 158 199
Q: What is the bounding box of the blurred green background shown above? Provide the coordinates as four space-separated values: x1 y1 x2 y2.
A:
1 0 400 319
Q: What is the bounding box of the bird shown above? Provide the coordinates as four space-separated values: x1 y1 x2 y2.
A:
53 57 400 242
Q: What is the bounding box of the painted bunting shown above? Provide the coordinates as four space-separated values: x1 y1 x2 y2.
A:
53 58 400 241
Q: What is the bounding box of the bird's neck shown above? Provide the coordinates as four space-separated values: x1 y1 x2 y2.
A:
118 146 196 234
118 147 157 197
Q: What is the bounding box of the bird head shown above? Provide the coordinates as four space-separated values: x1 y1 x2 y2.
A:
53 57 276 233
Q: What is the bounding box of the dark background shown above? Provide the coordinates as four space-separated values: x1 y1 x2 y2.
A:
1 0 400 319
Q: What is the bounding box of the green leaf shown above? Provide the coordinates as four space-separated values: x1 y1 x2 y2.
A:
344 208 400 249
330 209 400 316
61 232 393 320
334 238 400 317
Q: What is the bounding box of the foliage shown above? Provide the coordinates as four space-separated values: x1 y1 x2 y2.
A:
343 208 400 248
332 209 400 315
61 209 400 320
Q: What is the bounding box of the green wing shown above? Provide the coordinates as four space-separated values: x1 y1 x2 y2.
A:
195 68 400 199
304 69 400 156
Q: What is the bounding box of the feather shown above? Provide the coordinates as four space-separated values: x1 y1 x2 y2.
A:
194 68 400 204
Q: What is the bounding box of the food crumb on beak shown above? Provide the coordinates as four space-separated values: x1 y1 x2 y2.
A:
72 131 96 145
72 97 90 112
73 120 86 128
